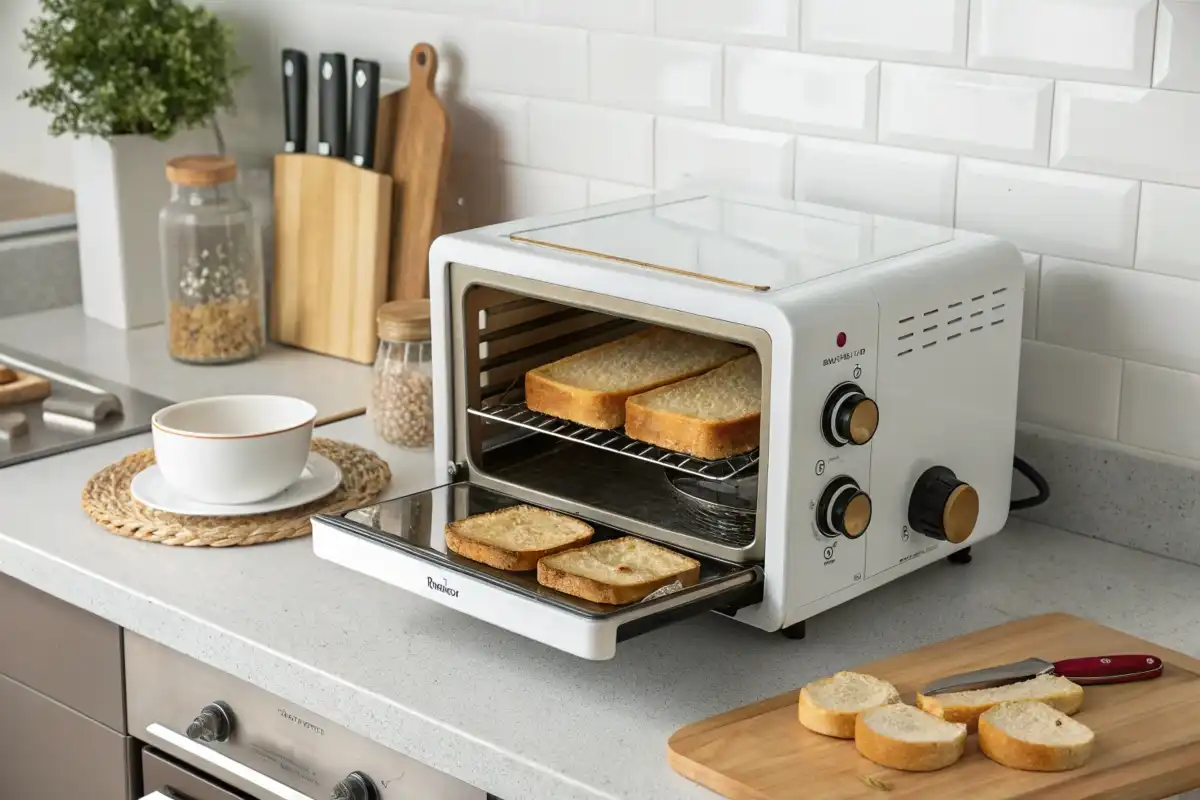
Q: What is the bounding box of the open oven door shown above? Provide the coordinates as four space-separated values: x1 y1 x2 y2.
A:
312 482 763 660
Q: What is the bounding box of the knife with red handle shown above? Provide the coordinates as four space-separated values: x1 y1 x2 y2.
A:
921 654 1164 695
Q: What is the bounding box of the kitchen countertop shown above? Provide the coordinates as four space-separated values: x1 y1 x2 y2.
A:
1 308 1199 800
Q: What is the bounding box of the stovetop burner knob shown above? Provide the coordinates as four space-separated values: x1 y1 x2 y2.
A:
331 771 378 800
186 701 233 743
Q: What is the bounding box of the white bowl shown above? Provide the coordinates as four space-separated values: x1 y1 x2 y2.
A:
151 395 317 505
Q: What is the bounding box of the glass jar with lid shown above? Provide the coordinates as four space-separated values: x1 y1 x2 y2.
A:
159 155 265 364
370 300 434 450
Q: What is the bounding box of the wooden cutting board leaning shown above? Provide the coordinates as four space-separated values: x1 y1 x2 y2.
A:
668 613 1200 800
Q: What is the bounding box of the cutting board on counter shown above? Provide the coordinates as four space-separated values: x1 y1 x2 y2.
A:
668 613 1200 800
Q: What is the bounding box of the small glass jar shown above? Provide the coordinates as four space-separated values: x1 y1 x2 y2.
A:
159 155 265 365
370 300 434 450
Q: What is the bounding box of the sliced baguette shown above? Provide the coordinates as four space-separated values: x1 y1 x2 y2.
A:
797 671 901 739
854 704 967 772
625 354 761 459
536 536 700 605
916 673 1083 732
978 700 1095 772
525 327 748 430
444 505 594 571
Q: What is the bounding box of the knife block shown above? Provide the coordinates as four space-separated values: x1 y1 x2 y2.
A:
270 153 392 364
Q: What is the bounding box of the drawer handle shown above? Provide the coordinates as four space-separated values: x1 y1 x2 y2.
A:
146 723 318 800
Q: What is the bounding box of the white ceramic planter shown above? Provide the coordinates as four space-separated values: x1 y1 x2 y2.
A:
72 129 216 329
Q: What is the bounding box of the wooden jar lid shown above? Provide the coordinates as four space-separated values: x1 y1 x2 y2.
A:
377 300 431 342
166 155 238 187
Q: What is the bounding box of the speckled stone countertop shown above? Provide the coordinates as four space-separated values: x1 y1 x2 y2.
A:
0 310 1198 799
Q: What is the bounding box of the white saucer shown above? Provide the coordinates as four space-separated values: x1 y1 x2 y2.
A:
131 454 343 517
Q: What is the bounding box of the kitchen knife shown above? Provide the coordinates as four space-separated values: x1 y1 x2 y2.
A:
317 52 348 157
348 59 381 169
281 49 308 153
921 654 1164 696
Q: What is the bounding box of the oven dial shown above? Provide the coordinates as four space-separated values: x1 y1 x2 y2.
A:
822 383 879 447
909 466 979 544
331 771 379 800
817 476 872 539
186 701 233 743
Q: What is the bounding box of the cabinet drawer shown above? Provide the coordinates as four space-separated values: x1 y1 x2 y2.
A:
142 748 249 800
0 572 124 730
0 672 134 800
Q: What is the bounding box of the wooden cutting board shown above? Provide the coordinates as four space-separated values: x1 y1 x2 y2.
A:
0 370 51 408
669 614 1200 800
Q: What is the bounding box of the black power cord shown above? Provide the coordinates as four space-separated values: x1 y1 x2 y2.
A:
1010 456 1050 511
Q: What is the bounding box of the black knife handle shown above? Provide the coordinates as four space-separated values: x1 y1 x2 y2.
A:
282 49 308 153
318 53 347 158
348 59 381 169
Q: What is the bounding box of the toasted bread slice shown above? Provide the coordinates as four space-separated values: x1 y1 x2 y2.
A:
536 536 701 605
444 505 594 571
855 704 967 772
797 671 901 739
917 673 1083 732
525 327 748 429
979 701 1095 772
625 355 761 459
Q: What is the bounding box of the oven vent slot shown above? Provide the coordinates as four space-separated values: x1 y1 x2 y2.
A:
895 286 1011 355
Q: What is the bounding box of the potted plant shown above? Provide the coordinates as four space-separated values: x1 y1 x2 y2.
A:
19 0 245 329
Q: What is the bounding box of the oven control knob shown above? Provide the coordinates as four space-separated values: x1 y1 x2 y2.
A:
331 772 378 800
908 466 979 544
822 383 879 447
817 476 872 539
186 701 234 743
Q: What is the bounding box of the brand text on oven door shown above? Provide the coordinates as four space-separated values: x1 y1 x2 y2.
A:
428 576 459 597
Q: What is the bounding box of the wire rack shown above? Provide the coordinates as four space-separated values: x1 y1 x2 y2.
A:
468 403 760 481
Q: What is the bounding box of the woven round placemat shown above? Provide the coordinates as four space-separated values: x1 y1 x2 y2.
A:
82 438 391 547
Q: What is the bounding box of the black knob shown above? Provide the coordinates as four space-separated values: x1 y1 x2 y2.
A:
331 771 378 800
186 701 233 743
817 476 872 539
908 466 979 544
822 383 879 447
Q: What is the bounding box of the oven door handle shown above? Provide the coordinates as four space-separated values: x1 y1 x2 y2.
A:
145 723 319 800
139 793 177 800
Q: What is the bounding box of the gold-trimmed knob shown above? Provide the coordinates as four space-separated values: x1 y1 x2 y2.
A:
817 476 872 539
823 383 879 447
909 467 979 544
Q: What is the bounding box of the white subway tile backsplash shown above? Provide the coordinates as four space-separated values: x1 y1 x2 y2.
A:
801 0 968 66
376 0 525 20
656 0 799 49
1119 361 1200 460
527 0 654 33
1051 82 1200 187
957 159 1140 265
968 0 1156 86
528 101 653 184
794 137 956 226
501 165 589 219
461 20 589 100
1154 1 1200 90
655 118 795 198
1017 341 1122 439
879 64 1053 164
1136 183 1200 281
725 49 879 140
445 91 530 164
590 34 723 120
1022 252 1040 338
1039 257 1200 374
587 179 653 205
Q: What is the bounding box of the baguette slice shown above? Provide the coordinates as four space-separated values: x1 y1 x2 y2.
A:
444 505 594 571
536 536 701 605
978 701 1095 772
855 704 968 772
917 673 1083 732
625 355 761 459
797 671 901 739
525 327 748 430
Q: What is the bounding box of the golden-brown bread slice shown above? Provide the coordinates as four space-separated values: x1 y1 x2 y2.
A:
797 671 901 739
625 355 761 459
854 704 967 772
524 327 748 429
916 673 1083 732
0 366 17 385
444 505 594 571
978 701 1095 772
536 536 701 604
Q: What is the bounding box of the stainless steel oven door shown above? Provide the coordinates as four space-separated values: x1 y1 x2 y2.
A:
141 746 252 800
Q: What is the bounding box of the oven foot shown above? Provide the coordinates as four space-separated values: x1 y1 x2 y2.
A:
946 547 973 565
781 621 806 640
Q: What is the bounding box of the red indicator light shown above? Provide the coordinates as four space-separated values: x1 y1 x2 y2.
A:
836 332 847 348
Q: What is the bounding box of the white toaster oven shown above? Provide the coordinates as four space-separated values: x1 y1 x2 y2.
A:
314 191 1025 660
